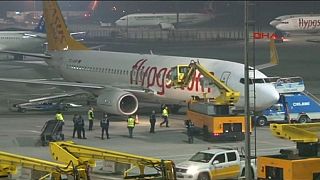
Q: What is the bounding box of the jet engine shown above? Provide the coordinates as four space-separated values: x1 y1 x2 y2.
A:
96 90 138 116
159 23 175 31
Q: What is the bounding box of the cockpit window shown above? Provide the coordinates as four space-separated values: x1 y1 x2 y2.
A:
253 79 265 83
240 78 252 84
120 18 126 20
240 78 266 84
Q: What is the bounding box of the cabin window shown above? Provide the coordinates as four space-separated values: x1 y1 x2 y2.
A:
226 152 237 162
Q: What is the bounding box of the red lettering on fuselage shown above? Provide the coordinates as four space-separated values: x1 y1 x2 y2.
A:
298 18 320 29
130 59 212 95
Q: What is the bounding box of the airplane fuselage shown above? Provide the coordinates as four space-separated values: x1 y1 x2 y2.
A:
0 31 46 53
275 16 320 33
269 14 320 27
47 50 279 111
115 13 211 27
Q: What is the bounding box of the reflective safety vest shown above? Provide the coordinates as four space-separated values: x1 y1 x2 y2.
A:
127 117 135 127
55 113 64 121
88 109 94 120
162 108 168 117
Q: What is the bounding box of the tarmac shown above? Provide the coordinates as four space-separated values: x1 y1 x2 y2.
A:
0 35 319 179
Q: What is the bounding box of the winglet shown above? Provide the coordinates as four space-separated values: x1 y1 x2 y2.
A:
269 39 279 65
43 1 88 51
255 39 279 70
33 16 45 33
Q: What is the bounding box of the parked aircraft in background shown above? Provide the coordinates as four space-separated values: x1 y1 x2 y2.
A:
0 1 280 116
270 14 320 34
0 16 46 59
274 15 320 34
269 14 320 27
0 16 86 60
99 21 113 27
115 12 214 30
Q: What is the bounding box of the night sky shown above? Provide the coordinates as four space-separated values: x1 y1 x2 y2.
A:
0 1 319 27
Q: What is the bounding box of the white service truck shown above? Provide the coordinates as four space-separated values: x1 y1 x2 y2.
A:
175 149 256 180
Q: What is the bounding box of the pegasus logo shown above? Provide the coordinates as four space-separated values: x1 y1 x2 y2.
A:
130 59 211 95
50 7 66 45
298 18 320 29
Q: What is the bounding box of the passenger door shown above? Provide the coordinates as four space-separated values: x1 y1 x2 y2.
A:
210 153 229 179
220 71 231 85
225 152 241 178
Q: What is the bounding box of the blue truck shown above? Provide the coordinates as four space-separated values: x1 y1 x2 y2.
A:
256 77 320 126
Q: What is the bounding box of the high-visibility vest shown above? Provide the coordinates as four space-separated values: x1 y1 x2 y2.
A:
88 110 94 120
127 117 135 127
55 113 64 121
162 108 168 117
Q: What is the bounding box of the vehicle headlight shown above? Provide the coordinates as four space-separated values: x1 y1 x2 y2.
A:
186 166 198 175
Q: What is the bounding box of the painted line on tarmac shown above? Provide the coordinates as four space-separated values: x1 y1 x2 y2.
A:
24 130 41 134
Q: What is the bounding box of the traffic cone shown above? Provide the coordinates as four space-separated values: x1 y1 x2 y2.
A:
135 114 139 124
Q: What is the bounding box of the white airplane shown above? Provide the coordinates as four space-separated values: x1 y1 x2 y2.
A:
115 12 213 30
0 16 86 60
0 1 280 116
269 14 320 27
275 15 320 33
0 17 46 58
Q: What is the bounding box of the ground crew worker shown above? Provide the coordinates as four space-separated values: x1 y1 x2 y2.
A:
100 113 110 139
160 106 169 127
88 107 94 131
55 111 64 139
72 114 79 138
77 115 87 139
149 110 156 133
127 115 135 138
185 120 194 144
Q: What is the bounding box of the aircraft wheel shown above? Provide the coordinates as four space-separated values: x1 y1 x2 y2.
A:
298 115 309 123
257 116 267 126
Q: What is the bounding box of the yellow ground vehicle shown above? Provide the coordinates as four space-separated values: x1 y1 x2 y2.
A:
170 60 251 141
257 123 320 180
50 141 176 179
0 150 87 179
0 142 176 179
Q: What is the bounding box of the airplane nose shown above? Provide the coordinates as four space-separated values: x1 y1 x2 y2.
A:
269 20 278 27
256 85 279 111
275 24 286 31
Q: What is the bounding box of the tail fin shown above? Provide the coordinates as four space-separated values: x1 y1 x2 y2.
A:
269 39 279 66
43 1 88 51
255 39 279 70
33 16 45 33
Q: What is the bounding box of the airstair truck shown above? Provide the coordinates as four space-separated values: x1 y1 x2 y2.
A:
257 123 320 180
256 77 320 126
170 60 251 141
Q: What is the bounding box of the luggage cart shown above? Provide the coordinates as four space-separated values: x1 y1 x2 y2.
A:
40 120 64 146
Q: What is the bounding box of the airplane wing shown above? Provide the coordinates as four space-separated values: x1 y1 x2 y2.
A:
0 50 51 59
27 92 87 103
255 39 279 70
0 44 101 59
0 78 104 89
21 33 46 39
0 78 155 94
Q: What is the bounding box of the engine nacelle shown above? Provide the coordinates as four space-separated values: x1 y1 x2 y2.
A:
96 90 138 116
159 22 175 31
